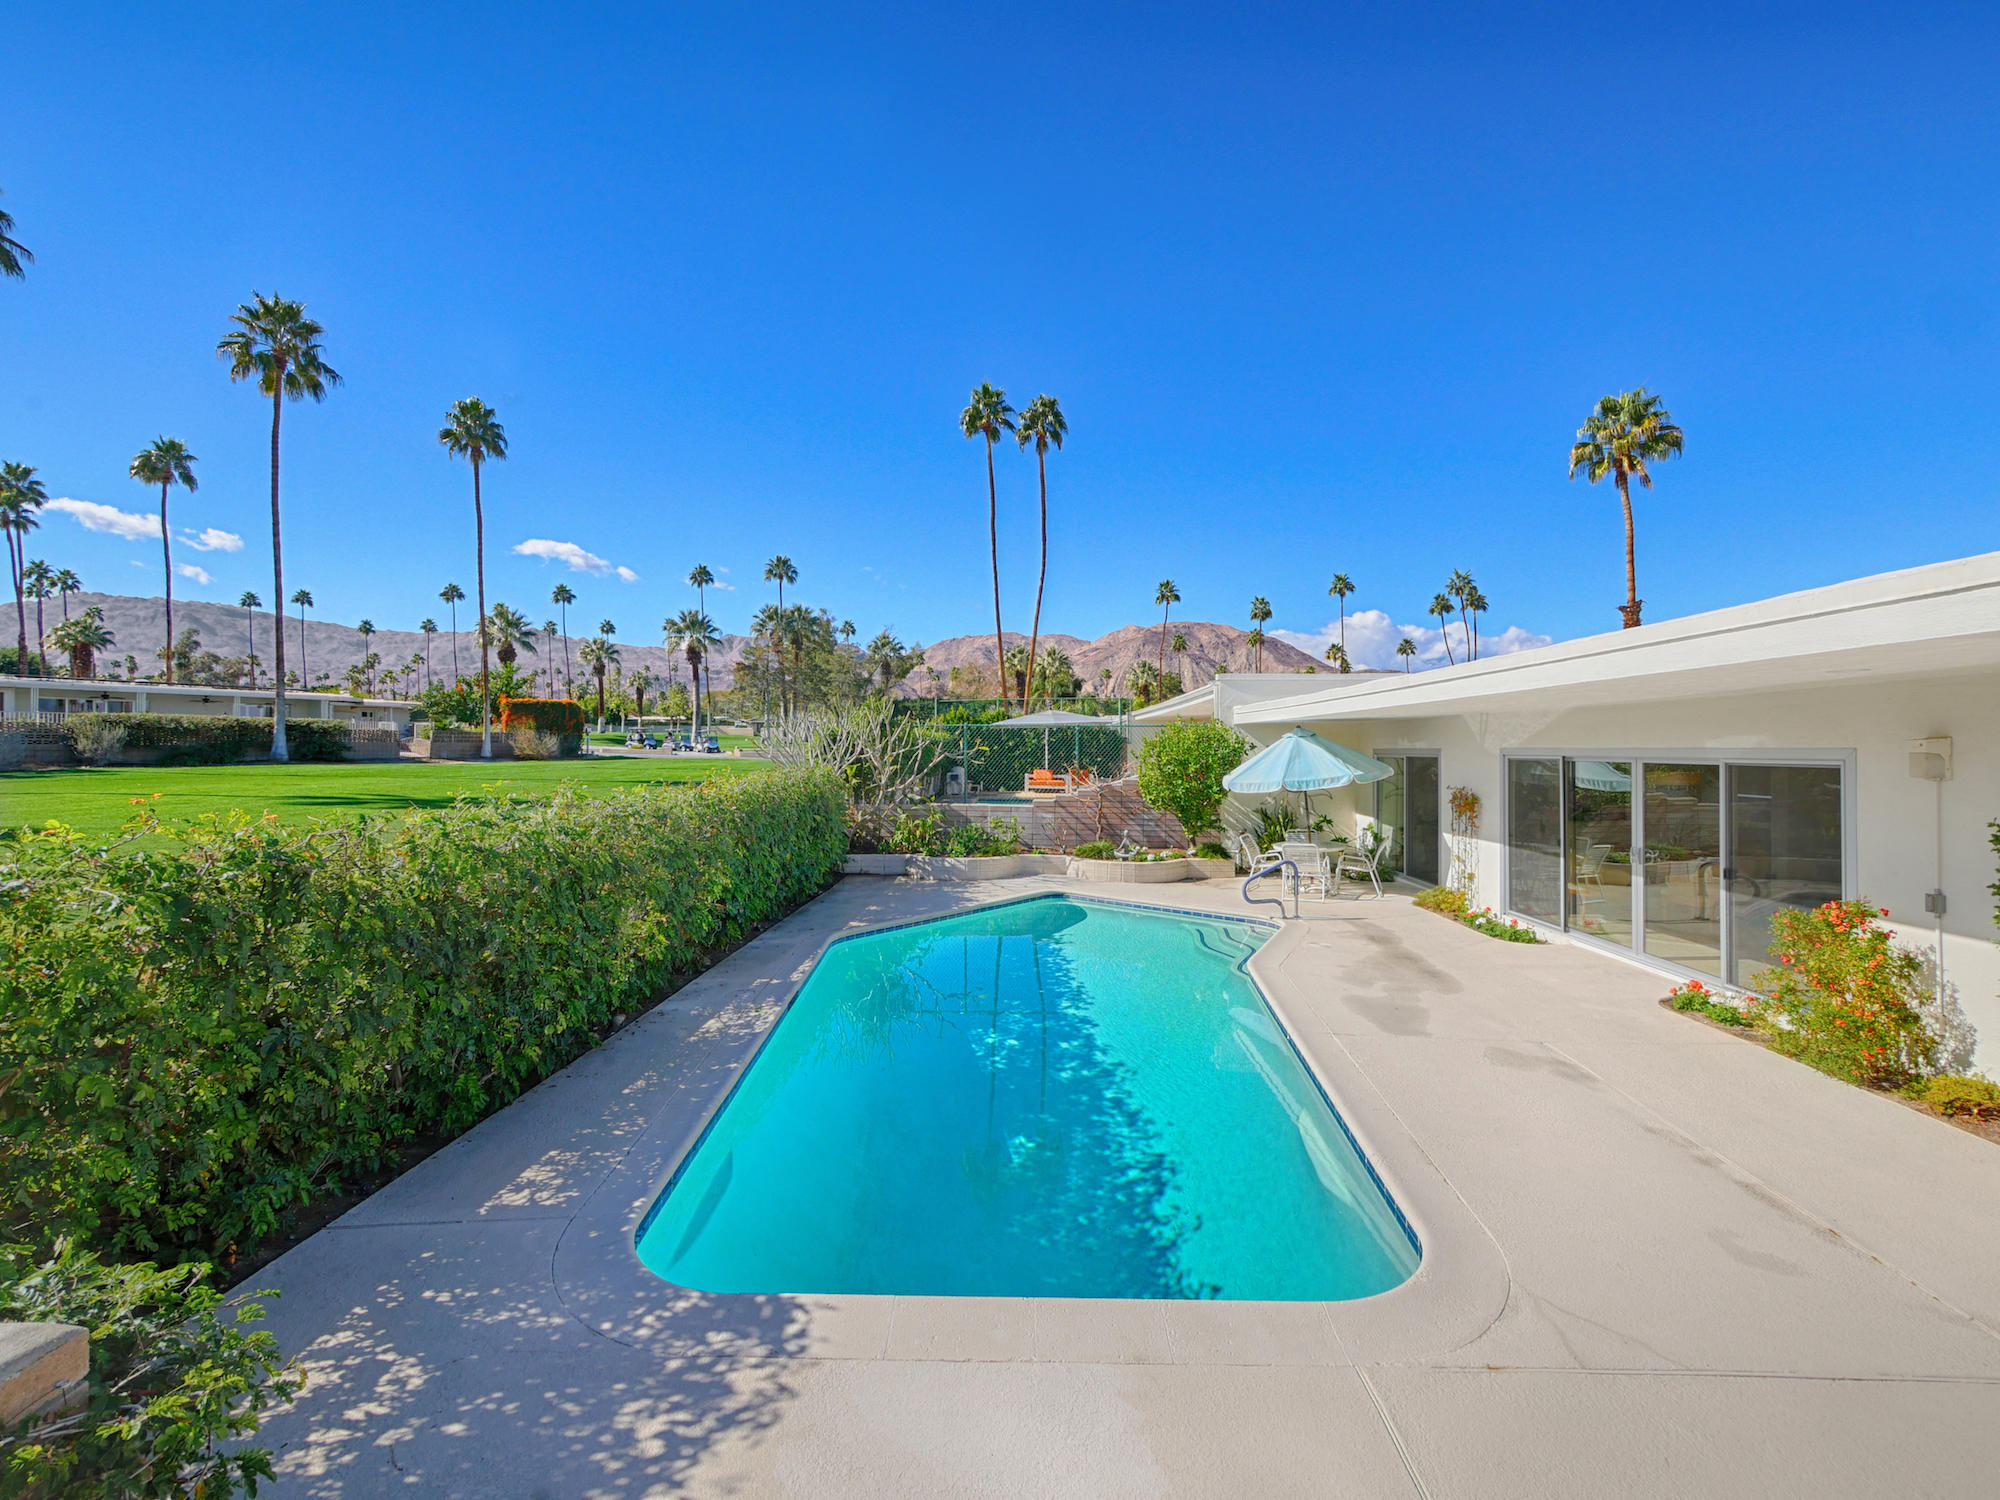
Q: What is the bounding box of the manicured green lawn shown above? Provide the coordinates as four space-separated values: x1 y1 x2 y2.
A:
1 754 770 841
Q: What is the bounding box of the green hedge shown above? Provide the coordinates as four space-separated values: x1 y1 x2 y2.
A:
0 768 847 1262
499 697 586 737
63 713 351 763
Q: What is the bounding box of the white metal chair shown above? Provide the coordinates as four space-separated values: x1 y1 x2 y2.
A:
1332 834 1389 898
1277 840 1332 900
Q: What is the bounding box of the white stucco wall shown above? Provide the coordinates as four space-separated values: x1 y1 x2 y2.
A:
1256 667 2000 1072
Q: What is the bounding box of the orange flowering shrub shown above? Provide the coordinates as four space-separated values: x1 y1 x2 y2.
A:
1759 900 1935 1088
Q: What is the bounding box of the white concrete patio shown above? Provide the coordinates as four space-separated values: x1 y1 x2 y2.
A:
245 876 2000 1498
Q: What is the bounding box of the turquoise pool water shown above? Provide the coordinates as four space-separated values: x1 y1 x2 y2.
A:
637 896 1419 1300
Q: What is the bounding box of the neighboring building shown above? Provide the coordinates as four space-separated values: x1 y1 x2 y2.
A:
0 676 415 730
1136 553 2000 1070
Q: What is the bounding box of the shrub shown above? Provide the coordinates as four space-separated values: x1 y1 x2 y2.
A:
1192 841 1232 862
1465 907 1542 943
1666 979 1753 1028
0 768 846 1263
1758 899 1936 1088
1902 1074 2000 1119
1072 840 1117 860
886 811 946 855
944 819 1022 858
66 719 127 767
1135 720 1244 842
509 727 564 760
1413 885 1468 918
498 697 585 739
0 1241 300 1498
61 714 351 765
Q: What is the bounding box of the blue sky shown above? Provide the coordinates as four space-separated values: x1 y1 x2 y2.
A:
5 2 1997 668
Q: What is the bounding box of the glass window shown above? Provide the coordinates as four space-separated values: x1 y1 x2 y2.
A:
1728 765 1844 988
1374 754 1441 885
1565 761 1633 946
1506 758 1563 921
1641 764 1722 977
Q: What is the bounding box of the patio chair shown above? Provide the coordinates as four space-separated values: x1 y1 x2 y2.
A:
1332 834 1389 899
1278 840 1332 901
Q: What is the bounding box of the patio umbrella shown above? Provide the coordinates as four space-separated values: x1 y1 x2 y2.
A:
1223 728 1397 830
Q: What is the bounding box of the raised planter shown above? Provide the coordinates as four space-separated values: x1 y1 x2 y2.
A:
905 854 1029 881
1065 856 1193 884
0 1321 88 1427
1186 857 1237 881
842 853 909 876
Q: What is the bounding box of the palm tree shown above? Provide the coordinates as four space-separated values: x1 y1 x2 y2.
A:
1245 628 1265 674
420 618 438 691
960 383 1017 711
1015 393 1067 708
1324 641 1350 673
541 620 561 695
1 462 48 673
1445 569 1476 658
1569 388 1684 628
486 603 536 668
0 189 31 279
1328 574 1354 661
238 591 262 683
53 568 80 621
1397 637 1418 672
1154 579 1181 677
290 588 314 688
48 607 113 680
1248 596 1272 671
437 398 507 757
1126 657 1163 707
218 293 340 761
1170 631 1188 686
667 609 720 739
356 619 376 692
438 583 464 679
550 581 576 692
128 438 199 683
763 555 796 610
687 564 713 618
1428 593 1457 664
839 619 856 648
1465 585 1489 659
577 635 620 727
23 560 53 677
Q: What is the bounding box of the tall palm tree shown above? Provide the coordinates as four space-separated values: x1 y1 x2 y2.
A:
667 609 720 738
1465 585 1488 659
53 568 80 621
1248 596 1272 671
1328 574 1354 660
290 588 314 689
960 383 1017 711
1569 388 1684 628
23 560 53 677
1324 641 1350 673
577 635 620 727
542 619 561 695
1445 569 1476 658
1397 637 1417 672
128 438 198 683
219 293 340 760
1 462 48 673
0 189 31 280
485 603 536 667
687 564 713 618
550 581 576 692
839 619 856 648
356 619 376 692
48 607 113 680
438 583 464 679
238 591 262 683
437 398 507 757
1170 631 1188 686
1428 593 1457 664
1154 579 1180 676
420 618 438 691
763 555 796 610
1015 393 1067 708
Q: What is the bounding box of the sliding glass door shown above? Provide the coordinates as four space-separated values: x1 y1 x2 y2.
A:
1374 754 1441 884
1505 755 1845 987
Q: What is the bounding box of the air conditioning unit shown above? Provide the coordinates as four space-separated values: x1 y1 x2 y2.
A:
944 767 966 798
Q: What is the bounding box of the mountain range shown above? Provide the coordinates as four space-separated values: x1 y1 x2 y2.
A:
21 592 1350 699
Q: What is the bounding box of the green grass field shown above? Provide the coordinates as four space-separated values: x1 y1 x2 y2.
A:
1 754 770 841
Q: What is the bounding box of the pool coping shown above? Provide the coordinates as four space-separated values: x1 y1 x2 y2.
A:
549 877 1512 1367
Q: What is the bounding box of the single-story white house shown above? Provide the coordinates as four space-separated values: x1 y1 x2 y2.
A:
0 675 414 729
1136 552 2000 1071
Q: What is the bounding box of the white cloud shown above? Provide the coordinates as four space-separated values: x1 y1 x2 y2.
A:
709 579 736 591
181 527 242 553
512 537 639 578
47 497 161 541
1273 606 1553 672
176 563 214 586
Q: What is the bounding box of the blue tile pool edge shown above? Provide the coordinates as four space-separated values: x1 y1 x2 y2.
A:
632 888 1422 1283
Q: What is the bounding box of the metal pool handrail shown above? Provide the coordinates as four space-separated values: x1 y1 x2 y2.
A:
1242 858 1298 921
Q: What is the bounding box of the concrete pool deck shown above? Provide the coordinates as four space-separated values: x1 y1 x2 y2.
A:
247 876 2000 1497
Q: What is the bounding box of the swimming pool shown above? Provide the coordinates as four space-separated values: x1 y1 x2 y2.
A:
637 895 1419 1300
